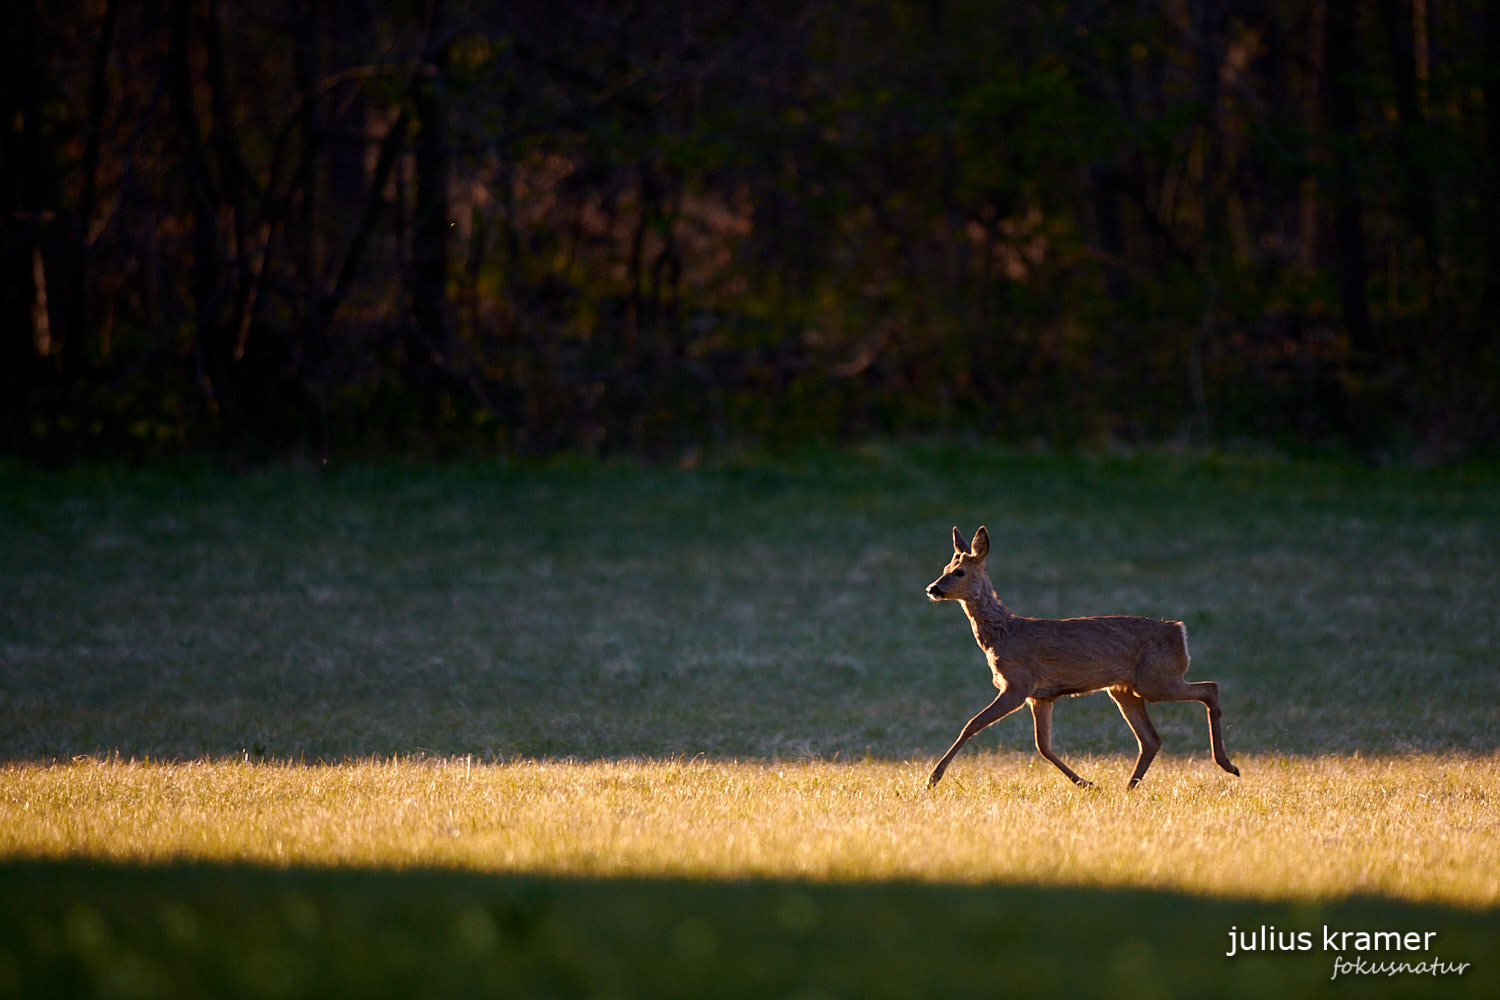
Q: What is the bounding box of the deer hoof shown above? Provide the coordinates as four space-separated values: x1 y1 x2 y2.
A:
926 771 943 788
1222 762 1241 777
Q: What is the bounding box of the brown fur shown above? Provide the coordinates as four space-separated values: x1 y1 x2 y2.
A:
924 525 1239 789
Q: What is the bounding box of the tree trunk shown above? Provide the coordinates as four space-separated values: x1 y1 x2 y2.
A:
1377 0 1436 260
168 0 225 385
54 0 120 377
1481 5 1500 333
1321 0 1373 359
407 0 452 377
1 0 49 447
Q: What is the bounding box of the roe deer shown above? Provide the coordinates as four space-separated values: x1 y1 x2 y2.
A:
924 526 1239 789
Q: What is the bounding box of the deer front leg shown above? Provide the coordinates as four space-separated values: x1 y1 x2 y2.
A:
927 688 1027 788
1029 698 1094 788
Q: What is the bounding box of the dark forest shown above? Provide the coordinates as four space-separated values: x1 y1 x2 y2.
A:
4 0 1498 462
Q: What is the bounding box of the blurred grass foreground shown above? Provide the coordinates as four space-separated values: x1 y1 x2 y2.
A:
2 445 1498 997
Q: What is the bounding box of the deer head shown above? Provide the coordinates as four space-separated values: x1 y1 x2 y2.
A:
925 526 991 602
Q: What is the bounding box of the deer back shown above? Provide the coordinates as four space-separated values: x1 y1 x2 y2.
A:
982 614 1186 699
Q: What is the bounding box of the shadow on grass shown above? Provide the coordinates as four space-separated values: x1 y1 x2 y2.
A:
2 859 1494 999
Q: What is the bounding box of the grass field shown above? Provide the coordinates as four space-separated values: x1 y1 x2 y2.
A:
2 444 1498 997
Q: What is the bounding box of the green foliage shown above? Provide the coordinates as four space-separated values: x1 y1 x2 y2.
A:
5 1 1498 462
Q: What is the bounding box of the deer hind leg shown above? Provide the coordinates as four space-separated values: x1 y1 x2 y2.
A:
1029 698 1094 787
1108 687 1162 789
927 687 1028 788
1143 678 1239 777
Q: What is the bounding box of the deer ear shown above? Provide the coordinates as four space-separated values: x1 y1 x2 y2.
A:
952 526 969 554
971 526 990 560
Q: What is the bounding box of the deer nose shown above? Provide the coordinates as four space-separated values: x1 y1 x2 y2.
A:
926 583 944 599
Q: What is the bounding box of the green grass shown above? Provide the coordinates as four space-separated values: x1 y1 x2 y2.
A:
2 444 1498 997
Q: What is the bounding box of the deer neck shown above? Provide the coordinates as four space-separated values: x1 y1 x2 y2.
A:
960 577 1014 651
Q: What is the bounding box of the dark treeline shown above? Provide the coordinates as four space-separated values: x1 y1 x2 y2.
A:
4 0 1498 463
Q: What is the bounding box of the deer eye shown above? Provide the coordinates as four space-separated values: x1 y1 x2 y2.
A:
952 569 965 577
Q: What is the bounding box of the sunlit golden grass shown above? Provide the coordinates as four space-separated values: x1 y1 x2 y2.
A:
5 752 1496 908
